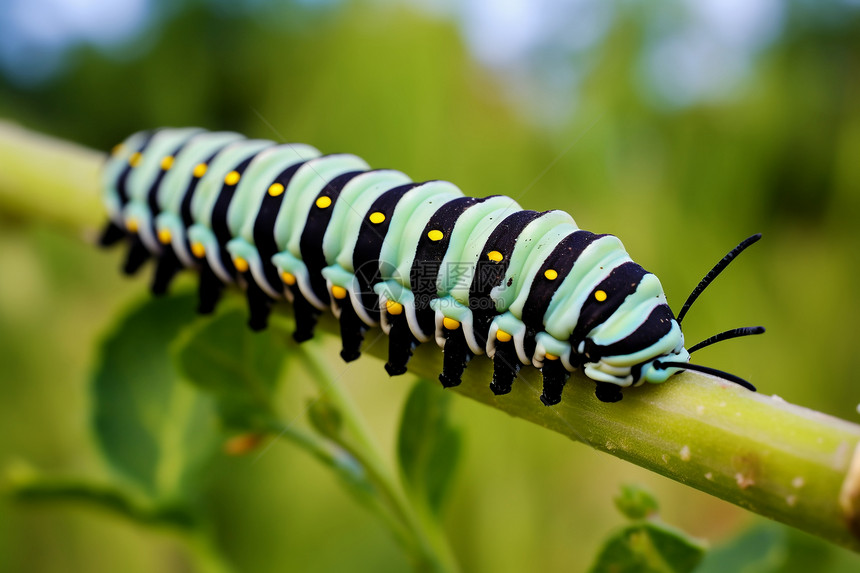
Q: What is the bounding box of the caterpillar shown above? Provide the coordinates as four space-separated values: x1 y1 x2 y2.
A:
99 127 763 405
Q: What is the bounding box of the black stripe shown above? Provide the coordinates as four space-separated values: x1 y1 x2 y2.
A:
180 150 220 228
520 231 607 331
352 183 418 314
212 156 254 247
115 130 156 206
299 170 366 303
146 141 185 217
584 304 674 360
569 262 649 346
208 155 261 278
410 196 485 333
146 138 198 238
467 210 544 343
468 210 544 303
252 161 307 289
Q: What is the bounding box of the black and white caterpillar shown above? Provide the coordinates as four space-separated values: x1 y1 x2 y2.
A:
100 127 763 404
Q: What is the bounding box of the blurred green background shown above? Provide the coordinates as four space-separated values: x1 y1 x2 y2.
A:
2 0 860 571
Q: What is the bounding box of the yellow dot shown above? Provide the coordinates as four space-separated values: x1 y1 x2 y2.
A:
191 242 206 258
233 257 249 272
331 285 347 299
126 218 139 233
224 171 240 185
496 329 512 343
594 290 608 302
316 196 332 209
268 183 284 197
369 212 386 225
111 143 124 156
193 163 208 178
545 353 559 361
428 229 444 241
129 152 142 167
443 317 460 330
487 250 503 262
160 156 174 170
157 228 172 244
544 269 558 281
386 300 403 315
281 271 297 285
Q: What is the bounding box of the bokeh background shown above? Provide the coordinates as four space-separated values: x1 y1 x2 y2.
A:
2 0 860 571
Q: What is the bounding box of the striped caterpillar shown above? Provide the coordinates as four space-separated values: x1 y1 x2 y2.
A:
100 127 763 404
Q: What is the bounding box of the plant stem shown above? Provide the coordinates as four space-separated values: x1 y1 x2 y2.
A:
0 120 103 229
7 474 238 573
262 417 418 551
3 120 860 552
294 339 391 472
295 342 460 572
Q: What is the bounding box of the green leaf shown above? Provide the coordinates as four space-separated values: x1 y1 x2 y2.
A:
693 521 857 573
262 419 380 513
173 308 288 429
397 380 462 516
92 294 220 499
615 483 660 520
695 522 786 573
589 521 706 573
687 520 860 573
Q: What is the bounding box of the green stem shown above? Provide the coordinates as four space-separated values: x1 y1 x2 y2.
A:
294 339 390 468
3 120 860 552
260 418 416 551
0 120 104 229
6 475 237 573
295 342 459 572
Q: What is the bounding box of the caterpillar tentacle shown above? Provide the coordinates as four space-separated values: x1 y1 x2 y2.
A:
100 127 755 405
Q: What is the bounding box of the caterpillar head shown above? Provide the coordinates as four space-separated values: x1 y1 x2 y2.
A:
573 267 690 393
576 234 764 402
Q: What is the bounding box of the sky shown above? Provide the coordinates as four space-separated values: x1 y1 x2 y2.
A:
1 0 853 121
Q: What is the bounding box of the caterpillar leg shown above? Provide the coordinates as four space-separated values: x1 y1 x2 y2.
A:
336 295 367 362
594 382 623 403
122 236 151 275
244 275 274 331
439 325 472 388
385 312 419 376
151 248 183 296
485 315 534 396
197 264 225 314
539 359 570 406
290 287 321 343
490 340 520 395
99 221 126 247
